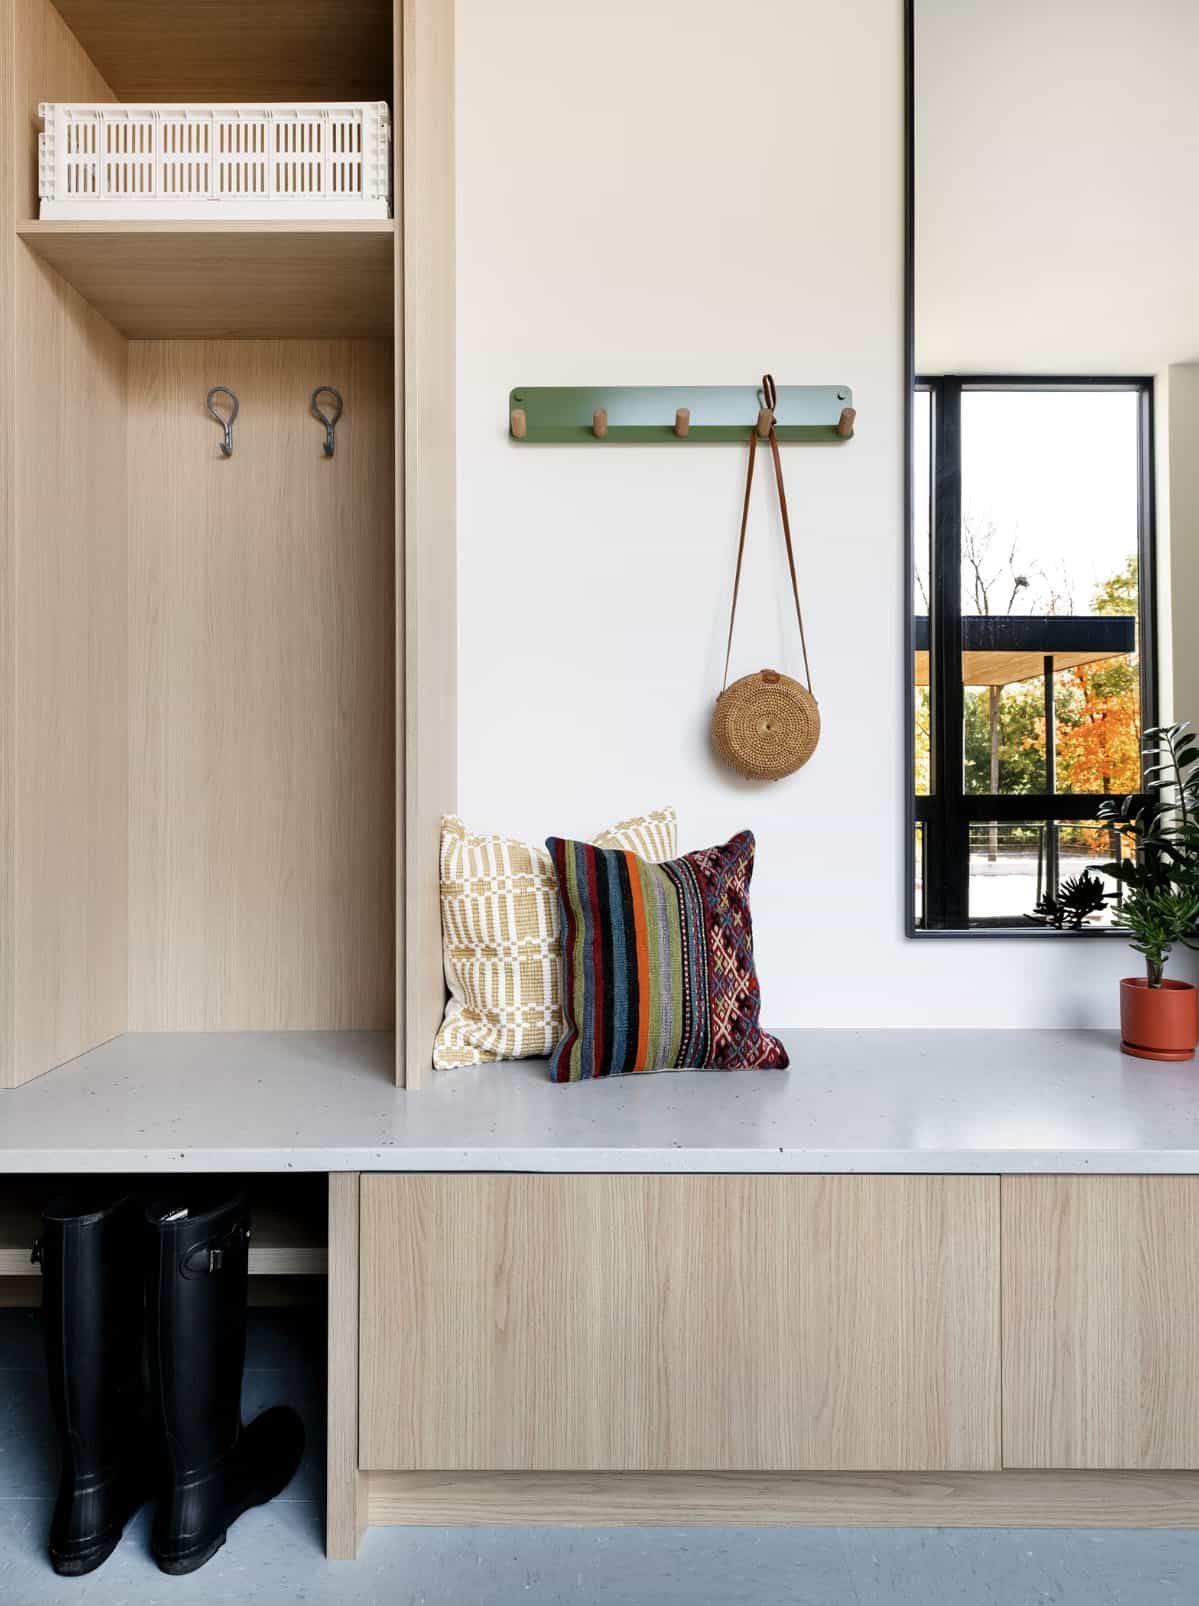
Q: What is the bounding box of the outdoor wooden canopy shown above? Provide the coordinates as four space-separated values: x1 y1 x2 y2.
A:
913 614 1136 688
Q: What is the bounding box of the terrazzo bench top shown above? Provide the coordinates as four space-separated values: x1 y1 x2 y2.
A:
7 1027 1199 1182
3 1028 1199 1174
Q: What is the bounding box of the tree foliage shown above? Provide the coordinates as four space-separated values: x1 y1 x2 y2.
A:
919 554 1142 811
963 681 1044 794
1056 662 1142 796
1092 554 1138 617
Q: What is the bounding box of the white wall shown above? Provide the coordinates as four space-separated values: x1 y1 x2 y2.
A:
916 0 1199 374
454 0 1142 1028
1166 366 1199 722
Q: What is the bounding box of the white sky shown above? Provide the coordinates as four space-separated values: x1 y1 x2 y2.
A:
913 389 1139 616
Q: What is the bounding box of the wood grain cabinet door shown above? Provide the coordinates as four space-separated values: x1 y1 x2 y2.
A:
1003 1177 1199 1468
359 1174 1000 1472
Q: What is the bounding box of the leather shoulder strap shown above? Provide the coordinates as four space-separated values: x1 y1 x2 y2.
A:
721 387 814 695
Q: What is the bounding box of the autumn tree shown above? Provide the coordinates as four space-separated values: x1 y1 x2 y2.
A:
960 517 1064 857
916 534 1140 855
1056 661 1140 795
1055 556 1140 803
914 686 931 795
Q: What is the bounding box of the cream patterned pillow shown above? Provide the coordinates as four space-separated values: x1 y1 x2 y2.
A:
434 807 677 1069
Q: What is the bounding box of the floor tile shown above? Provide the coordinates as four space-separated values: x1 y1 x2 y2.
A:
0 1310 45 1371
0 1371 58 1499
7 1502 1199 1606
1003 1529 1111 1603
844 1526 1095 1606
429 1525 859 1606
1069 1528 1199 1606
0 1502 858 1606
240 1369 324 1504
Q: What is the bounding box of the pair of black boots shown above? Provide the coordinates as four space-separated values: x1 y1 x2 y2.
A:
34 1189 304 1578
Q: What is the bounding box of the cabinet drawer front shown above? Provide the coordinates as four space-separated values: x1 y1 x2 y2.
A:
1003 1177 1199 1469
360 1174 999 1472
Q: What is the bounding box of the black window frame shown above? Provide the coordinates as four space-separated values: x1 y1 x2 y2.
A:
903 0 1160 936
906 373 1157 936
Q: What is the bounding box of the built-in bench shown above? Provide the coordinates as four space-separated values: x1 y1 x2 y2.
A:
7 1029 1199 1556
1 1026 1193 1175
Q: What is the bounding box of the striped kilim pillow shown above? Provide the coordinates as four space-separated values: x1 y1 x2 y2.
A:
546 829 789 1081
434 807 677 1070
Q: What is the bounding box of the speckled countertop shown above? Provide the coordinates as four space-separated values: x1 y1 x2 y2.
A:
3 1028 1199 1174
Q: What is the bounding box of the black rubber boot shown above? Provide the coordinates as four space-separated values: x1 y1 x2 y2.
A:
34 1194 147 1577
145 1190 304 1576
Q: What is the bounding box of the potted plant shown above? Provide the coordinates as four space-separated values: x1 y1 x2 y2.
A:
1027 869 1109 931
1099 723 1199 1061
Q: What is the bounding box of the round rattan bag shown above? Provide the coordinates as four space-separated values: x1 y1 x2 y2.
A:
711 397 820 782
713 668 820 781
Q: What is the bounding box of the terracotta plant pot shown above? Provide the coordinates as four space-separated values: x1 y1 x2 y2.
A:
1120 977 1199 1062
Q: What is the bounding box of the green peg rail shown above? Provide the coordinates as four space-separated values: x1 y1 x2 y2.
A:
508 385 855 445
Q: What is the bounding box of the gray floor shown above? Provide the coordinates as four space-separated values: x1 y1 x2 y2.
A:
6 1310 1199 1606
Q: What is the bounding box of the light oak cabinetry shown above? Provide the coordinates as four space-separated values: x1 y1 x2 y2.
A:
1002 1176 1199 1469
348 1168 1199 1548
359 1174 1001 1473
126 339 395 1031
0 0 453 1086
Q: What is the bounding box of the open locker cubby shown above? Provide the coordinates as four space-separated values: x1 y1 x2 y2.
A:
1 0 455 1100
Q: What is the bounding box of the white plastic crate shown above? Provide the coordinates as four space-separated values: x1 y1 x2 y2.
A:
38 102 391 221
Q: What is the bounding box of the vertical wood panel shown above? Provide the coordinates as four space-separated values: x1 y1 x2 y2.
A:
3 0 127 1088
128 339 395 1029
13 0 115 218
327 1173 366 1559
400 0 456 1087
360 1175 1000 1473
0 0 16 1087
13 254 127 1081
1003 1177 1199 1469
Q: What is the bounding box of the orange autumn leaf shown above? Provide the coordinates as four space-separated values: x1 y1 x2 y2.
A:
1057 663 1141 797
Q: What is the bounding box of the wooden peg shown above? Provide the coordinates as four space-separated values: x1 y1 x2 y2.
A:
510 407 527 439
836 406 856 439
674 407 691 438
592 408 608 439
756 406 774 438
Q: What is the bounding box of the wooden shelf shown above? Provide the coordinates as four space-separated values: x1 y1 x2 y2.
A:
249 1190 329 1277
47 0 393 104
0 1178 328 1278
17 221 395 340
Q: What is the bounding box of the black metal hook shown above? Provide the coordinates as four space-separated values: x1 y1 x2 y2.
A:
206 386 239 457
311 386 343 457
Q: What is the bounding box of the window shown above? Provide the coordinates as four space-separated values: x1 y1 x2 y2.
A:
910 379 1155 933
